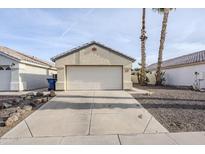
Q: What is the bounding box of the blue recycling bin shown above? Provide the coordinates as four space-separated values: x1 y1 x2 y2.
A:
47 78 57 91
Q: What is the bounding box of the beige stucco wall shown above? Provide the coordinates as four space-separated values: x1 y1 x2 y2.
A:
0 54 57 91
55 44 133 90
18 63 57 91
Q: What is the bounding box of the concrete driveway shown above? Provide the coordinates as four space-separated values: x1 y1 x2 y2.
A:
1 91 168 142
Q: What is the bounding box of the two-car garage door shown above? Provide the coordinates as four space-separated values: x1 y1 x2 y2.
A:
66 66 122 90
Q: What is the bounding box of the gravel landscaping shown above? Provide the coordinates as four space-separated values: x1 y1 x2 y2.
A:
132 84 205 132
0 91 56 137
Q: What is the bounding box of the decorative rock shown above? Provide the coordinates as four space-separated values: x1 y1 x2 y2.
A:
36 91 44 97
17 108 26 115
13 98 22 104
4 107 17 116
25 95 32 100
20 95 27 100
42 98 47 103
5 115 18 126
29 102 37 107
10 112 21 118
22 100 31 106
1 116 9 121
0 118 5 127
5 119 13 126
34 98 42 104
23 105 32 111
3 102 12 108
26 92 35 96
50 90 56 97
45 93 50 97
7 100 13 104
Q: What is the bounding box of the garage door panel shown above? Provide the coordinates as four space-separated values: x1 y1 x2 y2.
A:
67 66 122 90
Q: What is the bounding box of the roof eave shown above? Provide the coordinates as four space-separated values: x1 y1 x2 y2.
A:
51 41 136 62
0 52 21 62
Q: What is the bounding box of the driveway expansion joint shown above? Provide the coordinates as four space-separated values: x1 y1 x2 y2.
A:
143 116 153 133
24 120 34 137
88 91 94 135
117 134 122 145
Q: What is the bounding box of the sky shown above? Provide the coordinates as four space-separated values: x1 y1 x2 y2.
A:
0 8 205 68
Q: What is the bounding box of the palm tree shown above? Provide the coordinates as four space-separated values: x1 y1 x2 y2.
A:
153 8 175 85
139 8 147 85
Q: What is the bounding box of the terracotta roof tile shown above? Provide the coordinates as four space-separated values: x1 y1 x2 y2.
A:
147 50 205 70
0 46 54 67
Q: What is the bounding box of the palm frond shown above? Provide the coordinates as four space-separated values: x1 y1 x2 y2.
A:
152 8 175 14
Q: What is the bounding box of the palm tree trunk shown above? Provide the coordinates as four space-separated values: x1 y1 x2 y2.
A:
156 8 169 85
140 8 147 85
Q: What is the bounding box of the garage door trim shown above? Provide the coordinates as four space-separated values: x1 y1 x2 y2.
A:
65 65 123 90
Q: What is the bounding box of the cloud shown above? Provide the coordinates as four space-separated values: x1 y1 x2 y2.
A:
0 8 205 66
60 8 95 38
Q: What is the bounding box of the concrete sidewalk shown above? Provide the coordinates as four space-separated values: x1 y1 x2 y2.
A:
1 132 205 145
1 91 168 138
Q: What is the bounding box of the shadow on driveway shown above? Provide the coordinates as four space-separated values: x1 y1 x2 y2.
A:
41 101 142 110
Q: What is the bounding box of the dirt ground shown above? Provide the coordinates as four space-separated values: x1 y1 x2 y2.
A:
132 84 205 132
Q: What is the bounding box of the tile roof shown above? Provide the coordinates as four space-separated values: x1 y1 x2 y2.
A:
147 50 205 70
0 46 54 67
51 41 136 62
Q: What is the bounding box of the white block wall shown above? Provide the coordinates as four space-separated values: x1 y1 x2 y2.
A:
19 63 56 91
163 64 205 88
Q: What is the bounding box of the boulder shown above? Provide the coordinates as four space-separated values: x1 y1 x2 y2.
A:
26 92 35 96
20 95 27 100
13 98 22 104
17 108 26 115
10 112 21 118
7 100 14 104
22 100 31 106
50 90 56 97
23 105 32 111
45 93 50 97
25 95 32 100
1 116 9 121
29 102 37 107
0 118 5 127
5 115 18 126
34 98 42 104
25 92 35 100
3 102 12 108
36 91 44 97
42 98 47 103
4 107 17 116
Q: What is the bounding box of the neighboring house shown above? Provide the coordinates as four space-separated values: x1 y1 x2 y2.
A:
147 50 205 89
0 46 57 91
51 41 135 90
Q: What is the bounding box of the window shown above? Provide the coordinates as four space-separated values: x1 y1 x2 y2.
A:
0 66 4 70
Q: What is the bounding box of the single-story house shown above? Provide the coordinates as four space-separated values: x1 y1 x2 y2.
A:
147 50 205 89
51 41 135 90
0 46 57 91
